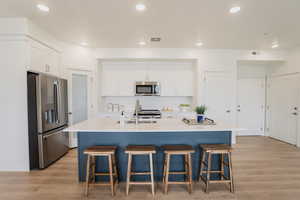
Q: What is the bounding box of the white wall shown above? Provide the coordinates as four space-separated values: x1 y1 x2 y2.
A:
101 96 193 112
271 48 300 75
0 38 30 171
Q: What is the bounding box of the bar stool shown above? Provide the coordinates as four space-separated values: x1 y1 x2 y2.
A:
84 146 119 196
125 145 156 196
199 144 234 193
162 145 195 194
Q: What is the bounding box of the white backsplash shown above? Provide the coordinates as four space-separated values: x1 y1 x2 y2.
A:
100 96 194 112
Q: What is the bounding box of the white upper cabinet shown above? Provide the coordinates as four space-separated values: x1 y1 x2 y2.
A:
100 60 194 97
29 41 61 76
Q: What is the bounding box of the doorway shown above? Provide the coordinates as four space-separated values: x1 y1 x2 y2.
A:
203 71 235 127
237 78 266 135
236 63 267 136
68 70 92 148
267 73 300 145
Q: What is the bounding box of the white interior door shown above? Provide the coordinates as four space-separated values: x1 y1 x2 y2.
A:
72 74 88 124
68 70 93 148
237 78 266 136
203 71 235 126
268 74 299 145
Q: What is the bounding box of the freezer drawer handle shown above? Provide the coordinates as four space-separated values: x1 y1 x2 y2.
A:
44 131 64 139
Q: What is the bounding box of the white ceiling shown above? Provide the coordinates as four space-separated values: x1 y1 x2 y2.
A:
0 0 299 49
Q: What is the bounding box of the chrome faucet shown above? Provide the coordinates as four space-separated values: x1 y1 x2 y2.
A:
135 100 141 124
135 108 139 124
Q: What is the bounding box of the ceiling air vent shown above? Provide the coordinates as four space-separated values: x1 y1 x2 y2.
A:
151 37 161 42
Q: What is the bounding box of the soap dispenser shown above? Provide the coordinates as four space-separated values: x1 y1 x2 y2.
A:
120 111 125 126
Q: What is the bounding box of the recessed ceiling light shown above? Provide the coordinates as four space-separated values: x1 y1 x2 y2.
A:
138 41 146 46
229 6 241 14
80 42 88 46
271 43 279 49
196 42 203 47
37 4 50 12
136 3 146 11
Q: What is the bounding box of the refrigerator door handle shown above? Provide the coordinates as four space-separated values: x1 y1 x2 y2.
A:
53 81 59 124
57 80 61 124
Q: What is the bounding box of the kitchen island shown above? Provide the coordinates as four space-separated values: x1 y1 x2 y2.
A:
65 118 236 182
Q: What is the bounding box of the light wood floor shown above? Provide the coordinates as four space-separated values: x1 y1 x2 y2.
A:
1 136 300 200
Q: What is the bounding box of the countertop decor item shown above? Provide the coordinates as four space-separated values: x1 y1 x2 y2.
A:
179 104 190 112
182 118 216 126
195 105 207 123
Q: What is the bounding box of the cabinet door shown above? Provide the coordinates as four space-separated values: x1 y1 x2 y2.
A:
29 42 60 76
157 63 193 97
30 45 48 73
203 71 235 126
45 49 60 76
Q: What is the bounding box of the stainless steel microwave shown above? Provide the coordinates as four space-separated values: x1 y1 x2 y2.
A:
135 81 160 96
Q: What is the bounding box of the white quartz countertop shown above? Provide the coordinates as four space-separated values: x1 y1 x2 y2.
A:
65 118 242 133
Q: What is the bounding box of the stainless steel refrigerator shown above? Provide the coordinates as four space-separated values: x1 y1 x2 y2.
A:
27 72 69 169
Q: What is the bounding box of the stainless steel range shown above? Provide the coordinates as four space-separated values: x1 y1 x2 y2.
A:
134 100 162 119
136 109 162 119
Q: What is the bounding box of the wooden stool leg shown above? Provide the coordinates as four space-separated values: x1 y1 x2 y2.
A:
228 152 235 193
188 153 193 194
85 155 91 196
164 153 170 194
199 151 206 181
205 152 212 193
184 154 188 182
126 153 132 196
108 155 115 196
163 154 167 184
112 154 119 184
149 153 155 196
221 153 224 180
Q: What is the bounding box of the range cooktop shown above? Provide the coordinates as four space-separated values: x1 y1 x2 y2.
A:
135 109 162 118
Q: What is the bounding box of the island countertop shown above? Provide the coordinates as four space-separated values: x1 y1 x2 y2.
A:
65 117 240 133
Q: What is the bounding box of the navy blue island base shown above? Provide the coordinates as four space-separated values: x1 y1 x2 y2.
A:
77 131 231 182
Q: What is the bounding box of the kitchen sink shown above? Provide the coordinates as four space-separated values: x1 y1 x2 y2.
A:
118 120 157 124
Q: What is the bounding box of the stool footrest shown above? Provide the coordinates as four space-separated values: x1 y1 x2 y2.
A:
201 170 223 174
93 183 115 186
95 172 117 176
129 182 153 185
209 180 232 183
130 172 151 175
166 181 190 185
169 171 188 175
